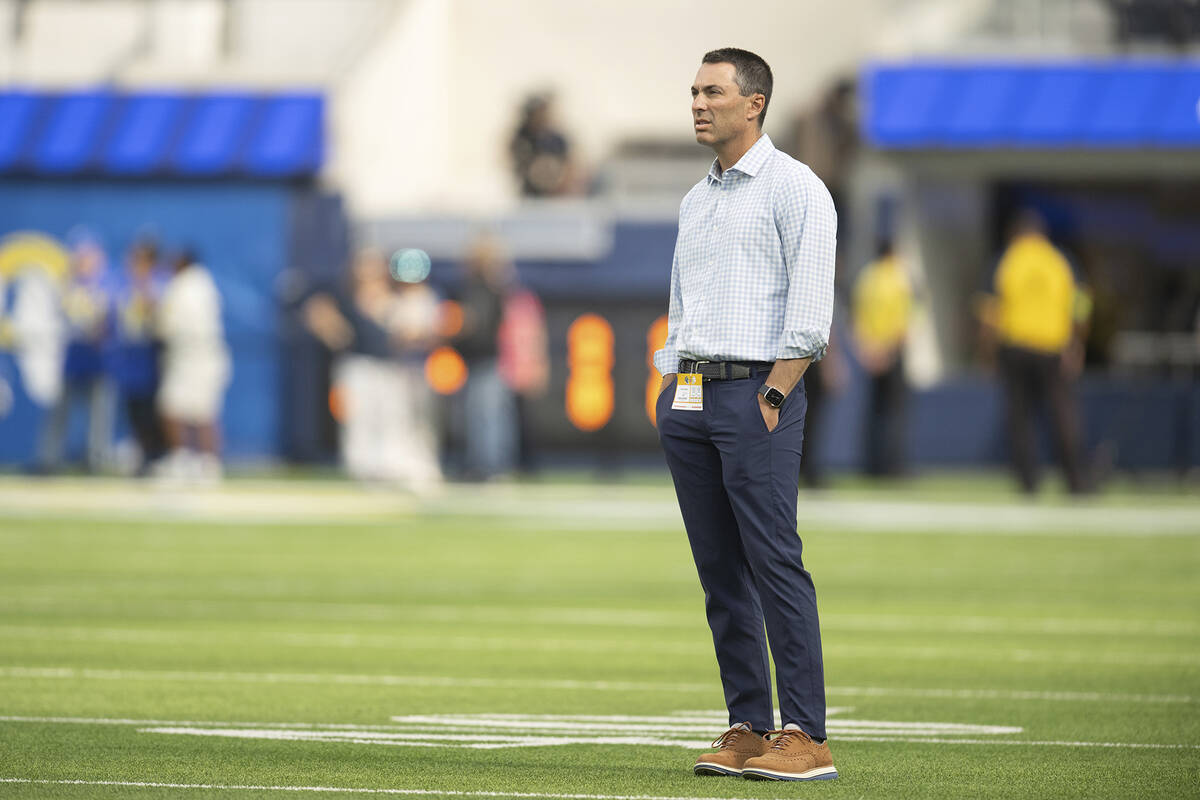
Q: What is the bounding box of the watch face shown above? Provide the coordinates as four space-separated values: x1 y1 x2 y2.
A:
761 386 785 408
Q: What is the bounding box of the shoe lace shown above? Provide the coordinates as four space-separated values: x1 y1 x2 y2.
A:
710 723 753 749
763 727 812 751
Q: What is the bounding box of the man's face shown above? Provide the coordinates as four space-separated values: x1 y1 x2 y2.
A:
691 62 758 147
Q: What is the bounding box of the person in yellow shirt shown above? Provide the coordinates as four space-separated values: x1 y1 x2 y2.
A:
851 239 912 477
982 211 1090 495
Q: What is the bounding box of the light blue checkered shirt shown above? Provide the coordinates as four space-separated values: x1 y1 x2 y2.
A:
653 134 837 376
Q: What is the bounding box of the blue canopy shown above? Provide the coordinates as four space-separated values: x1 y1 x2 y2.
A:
863 61 1200 149
0 89 324 177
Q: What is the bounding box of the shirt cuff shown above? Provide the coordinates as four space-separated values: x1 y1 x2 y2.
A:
653 347 678 376
776 331 828 362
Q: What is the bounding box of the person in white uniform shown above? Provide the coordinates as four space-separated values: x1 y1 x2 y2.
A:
156 250 230 480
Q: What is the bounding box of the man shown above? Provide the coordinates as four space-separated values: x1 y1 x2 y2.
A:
981 211 1090 495
454 235 518 480
851 238 913 477
39 231 116 473
113 238 168 474
654 48 837 782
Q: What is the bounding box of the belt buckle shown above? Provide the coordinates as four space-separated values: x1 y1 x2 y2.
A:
691 360 710 382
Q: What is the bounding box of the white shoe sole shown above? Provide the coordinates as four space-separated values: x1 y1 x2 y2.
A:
742 765 838 781
693 761 742 777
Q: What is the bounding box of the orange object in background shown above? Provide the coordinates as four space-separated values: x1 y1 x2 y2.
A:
566 313 615 432
645 314 668 427
437 300 464 338
328 385 346 423
425 345 468 395
566 313 615 370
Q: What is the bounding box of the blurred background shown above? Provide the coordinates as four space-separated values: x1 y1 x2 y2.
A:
0 0 1197 491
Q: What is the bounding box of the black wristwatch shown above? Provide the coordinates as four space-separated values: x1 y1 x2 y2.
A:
757 384 785 409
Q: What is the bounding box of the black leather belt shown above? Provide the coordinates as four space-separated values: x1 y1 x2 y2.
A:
678 359 774 381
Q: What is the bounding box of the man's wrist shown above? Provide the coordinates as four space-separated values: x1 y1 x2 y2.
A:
758 383 785 408
764 357 812 398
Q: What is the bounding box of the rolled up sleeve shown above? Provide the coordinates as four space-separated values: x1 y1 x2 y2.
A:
774 169 836 361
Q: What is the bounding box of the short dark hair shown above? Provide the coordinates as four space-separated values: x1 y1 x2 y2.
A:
702 47 773 127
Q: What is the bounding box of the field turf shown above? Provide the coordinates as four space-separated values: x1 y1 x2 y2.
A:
0 474 1197 799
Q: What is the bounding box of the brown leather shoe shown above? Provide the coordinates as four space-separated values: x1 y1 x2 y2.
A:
741 724 838 781
693 722 768 777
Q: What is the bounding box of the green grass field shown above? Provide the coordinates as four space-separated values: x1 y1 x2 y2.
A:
1 474 1198 799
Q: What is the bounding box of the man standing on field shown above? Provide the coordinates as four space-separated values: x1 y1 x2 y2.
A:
654 48 837 782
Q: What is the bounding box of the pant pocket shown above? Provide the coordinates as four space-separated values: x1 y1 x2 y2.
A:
749 383 774 434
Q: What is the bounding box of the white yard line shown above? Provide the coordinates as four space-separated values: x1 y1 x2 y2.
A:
821 613 1200 637
382 714 1022 736
0 667 1191 704
0 626 706 654
2 714 1194 752
0 666 712 693
137 727 710 750
830 736 1200 749
827 644 1199 667
0 778 799 799
138 728 1200 750
0 600 698 628
0 713 849 730
0 713 1028 739
826 686 1194 704
0 479 1196 534
1 606 1196 636
0 715 418 729
3 625 1194 666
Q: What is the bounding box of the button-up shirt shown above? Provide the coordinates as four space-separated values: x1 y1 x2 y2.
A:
653 134 837 376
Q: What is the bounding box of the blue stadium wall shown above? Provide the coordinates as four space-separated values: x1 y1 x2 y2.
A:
0 180 292 462
0 89 341 466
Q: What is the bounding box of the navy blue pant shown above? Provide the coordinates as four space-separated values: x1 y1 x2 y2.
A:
657 375 826 739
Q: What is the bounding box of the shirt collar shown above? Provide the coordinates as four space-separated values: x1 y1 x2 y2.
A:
706 133 774 184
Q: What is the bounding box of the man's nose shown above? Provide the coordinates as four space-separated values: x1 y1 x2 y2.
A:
692 96 706 114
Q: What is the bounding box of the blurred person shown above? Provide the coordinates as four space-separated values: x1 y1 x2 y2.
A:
509 93 577 197
654 49 838 781
498 285 549 474
785 79 859 489
389 255 444 489
38 231 116 473
112 238 168 474
784 78 857 221
454 235 518 480
799 329 847 489
981 211 1091 495
156 249 231 482
303 249 442 490
851 240 913 477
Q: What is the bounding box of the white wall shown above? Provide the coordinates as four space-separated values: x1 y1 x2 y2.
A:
327 0 453 216
334 0 913 216
0 0 144 85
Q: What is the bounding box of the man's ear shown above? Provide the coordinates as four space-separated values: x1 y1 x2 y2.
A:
747 93 765 123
